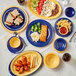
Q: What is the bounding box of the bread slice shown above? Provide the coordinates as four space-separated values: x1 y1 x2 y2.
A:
40 25 48 42
5 14 14 26
14 16 23 25
11 9 20 18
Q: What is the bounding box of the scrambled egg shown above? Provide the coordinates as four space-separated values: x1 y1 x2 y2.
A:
31 32 40 42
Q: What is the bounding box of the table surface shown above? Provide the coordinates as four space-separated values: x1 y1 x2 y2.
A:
0 0 76 76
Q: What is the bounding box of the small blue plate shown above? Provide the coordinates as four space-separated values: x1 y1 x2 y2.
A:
8 51 43 76
7 36 25 54
55 18 73 37
54 38 67 51
2 7 26 31
26 19 54 47
65 7 75 17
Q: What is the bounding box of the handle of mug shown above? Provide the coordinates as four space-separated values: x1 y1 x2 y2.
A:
14 32 19 37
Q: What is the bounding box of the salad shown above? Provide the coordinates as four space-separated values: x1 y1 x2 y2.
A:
31 0 58 17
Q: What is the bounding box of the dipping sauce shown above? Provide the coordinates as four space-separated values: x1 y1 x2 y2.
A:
62 53 71 62
59 27 68 35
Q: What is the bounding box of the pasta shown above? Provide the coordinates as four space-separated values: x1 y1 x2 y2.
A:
56 19 72 32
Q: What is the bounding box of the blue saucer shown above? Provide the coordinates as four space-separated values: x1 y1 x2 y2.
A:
55 18 73 37
26 19 54 47
7 36 26 54
65 7 75 17
2 7 26 31
54 38 67 52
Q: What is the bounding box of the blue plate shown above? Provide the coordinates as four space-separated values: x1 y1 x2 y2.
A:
2 7 26 31
55 18 73 37
26 19 54 47
54 38 67 51
7 36 25 54
65 7 75 17
8 51 43 76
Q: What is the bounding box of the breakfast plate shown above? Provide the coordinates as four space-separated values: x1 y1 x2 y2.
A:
26 19 54 47
27 0 62 19
8 51 42 76
0 6 28 33
7 36 26 54
55 18 73 37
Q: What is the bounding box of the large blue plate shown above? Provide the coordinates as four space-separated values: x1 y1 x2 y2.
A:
26 19 54 47
55 18 73 37
2 7 26 31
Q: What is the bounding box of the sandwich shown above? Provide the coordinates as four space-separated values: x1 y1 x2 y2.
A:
5 14 14 26
14 15 23 25
10 9 20 19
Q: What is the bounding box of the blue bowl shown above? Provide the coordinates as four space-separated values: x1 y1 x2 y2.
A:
65 7 75 17
2 7 26 31
55 18 73 37
54 38 67 51
26 19 54 47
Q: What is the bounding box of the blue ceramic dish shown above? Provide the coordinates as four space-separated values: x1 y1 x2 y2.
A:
54 38 67 51
8 51 43 76
65 7 75 17
26 19 54 47
55 18 73 37
7 36 25 54
2 7 26 31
